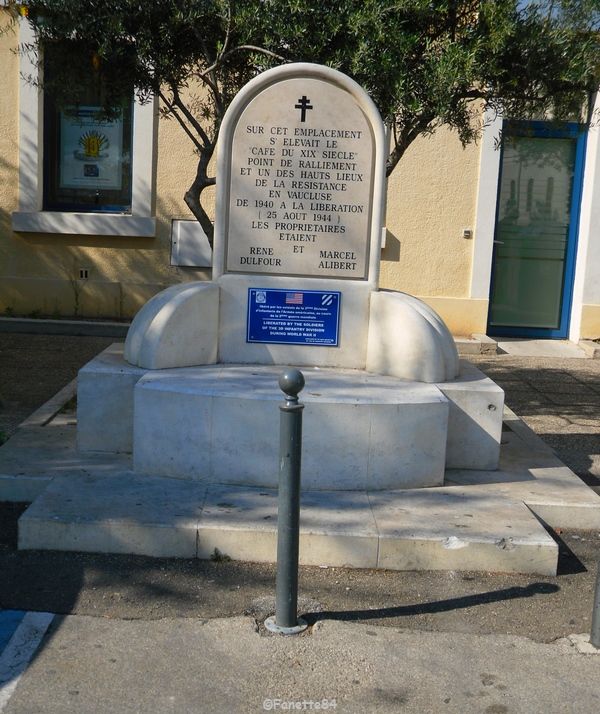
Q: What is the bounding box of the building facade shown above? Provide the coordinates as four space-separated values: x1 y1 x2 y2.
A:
1 15 599 340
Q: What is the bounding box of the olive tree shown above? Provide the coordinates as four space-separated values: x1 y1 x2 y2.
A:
7 0 600 244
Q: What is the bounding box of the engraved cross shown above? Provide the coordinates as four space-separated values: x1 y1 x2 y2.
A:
294 95 313 122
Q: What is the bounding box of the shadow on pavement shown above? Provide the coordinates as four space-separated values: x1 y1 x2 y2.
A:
302 582 560 624
553 531 588 576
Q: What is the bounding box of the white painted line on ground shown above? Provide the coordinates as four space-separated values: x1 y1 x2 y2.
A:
0 612 54 712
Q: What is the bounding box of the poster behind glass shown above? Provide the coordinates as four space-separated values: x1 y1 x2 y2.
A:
59 106 124 191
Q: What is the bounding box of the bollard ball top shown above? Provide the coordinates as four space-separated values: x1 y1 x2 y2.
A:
279 368 305 397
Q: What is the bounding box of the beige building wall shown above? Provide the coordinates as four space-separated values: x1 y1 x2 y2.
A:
0 14 210 320
581 305 600 338
380 126 487 335
1 13 488 330
0 13 488 335
0 14 20 304
5 14 596 340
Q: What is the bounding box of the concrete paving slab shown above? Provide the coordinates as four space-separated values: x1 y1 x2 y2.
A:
16 468 556 574
18 379 77 428
471 333 498 354
18 473 207 558
4 615 600 714
196 484 278 563
0 424 129 502
447 429 600 528
454 336 483 355
497 339 588 358
579 339 600 358
197 485 379 568
298 489 380 568
0 475 53 504
0 425 129 478
455 334 498 355
369 488 557 575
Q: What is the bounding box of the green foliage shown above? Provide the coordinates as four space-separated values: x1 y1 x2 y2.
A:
210 547 232 562
18 0 600 236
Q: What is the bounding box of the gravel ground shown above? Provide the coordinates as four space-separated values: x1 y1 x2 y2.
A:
0 333 113 438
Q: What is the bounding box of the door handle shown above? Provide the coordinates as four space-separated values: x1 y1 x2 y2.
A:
494 241 504 244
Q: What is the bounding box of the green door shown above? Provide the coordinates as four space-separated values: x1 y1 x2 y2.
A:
488 122 586 338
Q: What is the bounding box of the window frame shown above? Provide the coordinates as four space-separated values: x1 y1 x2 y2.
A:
11 18 157 237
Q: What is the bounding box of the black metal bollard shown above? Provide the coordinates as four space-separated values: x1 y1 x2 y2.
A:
591 562 600 649
264 368 308 635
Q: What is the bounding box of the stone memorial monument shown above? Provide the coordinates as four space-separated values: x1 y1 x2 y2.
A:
77 63 504 491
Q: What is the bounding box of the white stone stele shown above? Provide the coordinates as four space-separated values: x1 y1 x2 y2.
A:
223 77 375 280
132 365 449 490
209 62 387 370
213 63 387 285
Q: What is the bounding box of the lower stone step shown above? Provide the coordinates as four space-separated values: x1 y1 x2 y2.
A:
18 472 558 575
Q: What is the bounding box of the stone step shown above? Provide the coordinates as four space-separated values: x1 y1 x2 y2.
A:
78 346 505 479
133 365 450 490
18 471 558 575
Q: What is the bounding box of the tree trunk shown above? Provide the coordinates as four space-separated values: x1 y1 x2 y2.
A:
386 119 434 177
184 148 216 247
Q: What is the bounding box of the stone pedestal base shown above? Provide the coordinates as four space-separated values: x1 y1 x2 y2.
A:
132 365 449 490
77 345 504 489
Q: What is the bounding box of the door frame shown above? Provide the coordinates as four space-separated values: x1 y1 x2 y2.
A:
486 120 587 339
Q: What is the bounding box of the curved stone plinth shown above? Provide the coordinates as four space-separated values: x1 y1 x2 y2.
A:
366 291 460 383
124 282 219 369
133 365 449 490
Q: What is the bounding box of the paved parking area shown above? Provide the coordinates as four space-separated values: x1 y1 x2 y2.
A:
470 354 600 488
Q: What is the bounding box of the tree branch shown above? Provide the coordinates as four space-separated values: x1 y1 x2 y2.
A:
201 44 288 77
386 117 435 176
158 90 204 152
218 0 233 62
171 85 212 148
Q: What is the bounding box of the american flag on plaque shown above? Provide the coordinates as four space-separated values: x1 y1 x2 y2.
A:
285 292 304 305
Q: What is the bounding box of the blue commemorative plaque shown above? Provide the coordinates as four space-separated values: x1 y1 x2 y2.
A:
247 288 341 346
